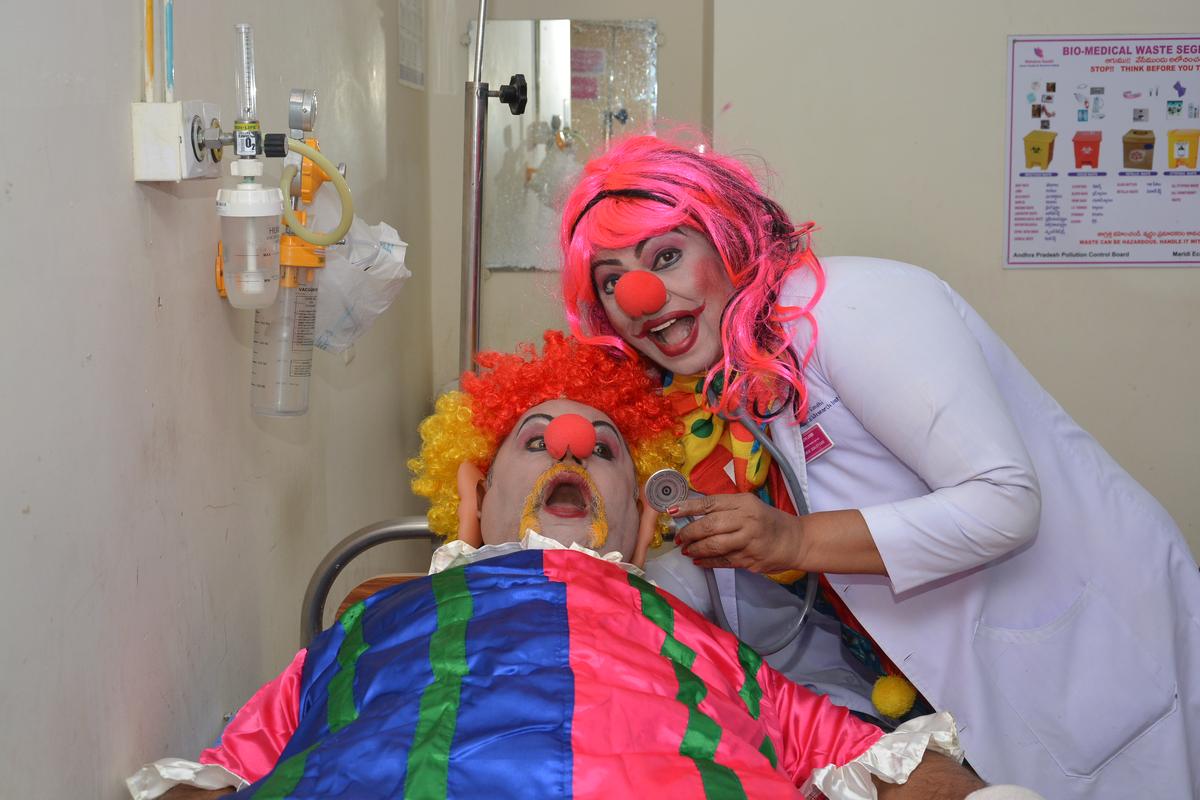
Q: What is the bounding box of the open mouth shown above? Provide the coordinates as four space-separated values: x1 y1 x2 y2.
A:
519 463 610 549
639 305 704 358
540 471 593 518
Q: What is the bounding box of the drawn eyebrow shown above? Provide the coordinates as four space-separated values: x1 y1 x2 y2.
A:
592 420 620 438
591 229 681 273
516 413 552 434
635 228 685 258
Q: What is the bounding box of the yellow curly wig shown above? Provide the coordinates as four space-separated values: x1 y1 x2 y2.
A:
408 331 683 544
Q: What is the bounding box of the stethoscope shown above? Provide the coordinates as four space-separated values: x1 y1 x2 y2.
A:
645 391 817 656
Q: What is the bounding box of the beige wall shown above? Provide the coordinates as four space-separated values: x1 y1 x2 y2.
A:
713 1 1200 557
428 0 713 391
0 3 432 796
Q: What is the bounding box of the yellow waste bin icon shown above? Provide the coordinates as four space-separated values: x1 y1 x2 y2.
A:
1023 130 1057 170
1167 130 1200 169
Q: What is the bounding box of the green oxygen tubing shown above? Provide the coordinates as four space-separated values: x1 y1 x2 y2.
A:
279 137 354 247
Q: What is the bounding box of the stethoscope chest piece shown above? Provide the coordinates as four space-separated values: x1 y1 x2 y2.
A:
645 468 693 512
645 468 705 532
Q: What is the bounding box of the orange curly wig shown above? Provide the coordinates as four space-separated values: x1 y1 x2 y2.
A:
409 331 683 542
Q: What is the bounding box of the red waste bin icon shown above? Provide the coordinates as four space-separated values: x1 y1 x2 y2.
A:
1073 131 1102 169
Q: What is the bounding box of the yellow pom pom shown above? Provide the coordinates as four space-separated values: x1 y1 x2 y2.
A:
872 675 917 719
766 569 807 584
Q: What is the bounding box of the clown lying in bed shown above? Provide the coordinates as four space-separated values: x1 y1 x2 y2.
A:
128 332 994 800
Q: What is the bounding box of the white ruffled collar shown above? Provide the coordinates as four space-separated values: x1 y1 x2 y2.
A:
429 530 646 579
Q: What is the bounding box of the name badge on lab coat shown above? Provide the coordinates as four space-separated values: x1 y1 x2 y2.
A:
801 422 835 462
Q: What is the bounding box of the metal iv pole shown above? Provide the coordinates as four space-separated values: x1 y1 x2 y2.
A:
460 0 527 375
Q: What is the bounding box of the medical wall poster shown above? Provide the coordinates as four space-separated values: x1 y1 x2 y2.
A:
1005 35 1200 268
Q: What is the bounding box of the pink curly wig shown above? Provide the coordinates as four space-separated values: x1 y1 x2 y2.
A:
560 134 825 421
409 331 683 540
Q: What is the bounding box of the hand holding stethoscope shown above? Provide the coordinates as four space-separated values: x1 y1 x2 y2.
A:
671 492 807 573
645 399 818 656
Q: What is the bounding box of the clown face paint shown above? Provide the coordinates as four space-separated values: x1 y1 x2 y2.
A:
591 227 734 375
480 399 641 558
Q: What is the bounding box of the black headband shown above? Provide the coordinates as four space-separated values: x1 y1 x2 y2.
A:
569 189 675 239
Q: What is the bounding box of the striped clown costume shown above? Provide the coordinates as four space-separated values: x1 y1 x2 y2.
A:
130 542 961 799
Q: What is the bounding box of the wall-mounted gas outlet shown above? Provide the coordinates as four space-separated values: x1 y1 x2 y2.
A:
132 100 223 182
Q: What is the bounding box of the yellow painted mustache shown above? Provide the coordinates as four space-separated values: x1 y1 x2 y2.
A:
518 463 609 548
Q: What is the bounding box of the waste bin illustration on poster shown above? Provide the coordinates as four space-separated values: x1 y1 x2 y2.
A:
1006 35 1200 267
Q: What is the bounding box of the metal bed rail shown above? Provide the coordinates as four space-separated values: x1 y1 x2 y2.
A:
300 516 436 647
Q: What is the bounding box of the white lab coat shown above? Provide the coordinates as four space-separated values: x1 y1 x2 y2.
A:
759 257 1200 798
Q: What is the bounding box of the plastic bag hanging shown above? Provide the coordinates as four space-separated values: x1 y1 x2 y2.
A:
309 185 412 353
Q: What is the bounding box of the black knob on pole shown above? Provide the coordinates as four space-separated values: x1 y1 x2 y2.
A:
499 74 528 115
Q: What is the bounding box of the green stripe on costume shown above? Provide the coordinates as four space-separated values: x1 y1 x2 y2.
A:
758 735 778 769
736 642 763 719
254 602 373 797
627 574 748 800
634 575 677 633
737 642 780 770
696 756 749 798
251 743 317 800
404 567 474 799
328 601 370 733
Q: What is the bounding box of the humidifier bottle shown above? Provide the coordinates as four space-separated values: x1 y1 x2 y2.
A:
251 265 318 416
216 161 283 309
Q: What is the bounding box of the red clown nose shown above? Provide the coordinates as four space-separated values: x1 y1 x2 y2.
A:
544 414 597 461
614 271 667 318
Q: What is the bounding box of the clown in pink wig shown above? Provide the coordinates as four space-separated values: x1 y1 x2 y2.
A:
556 133 1200 800
560 134 822 423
